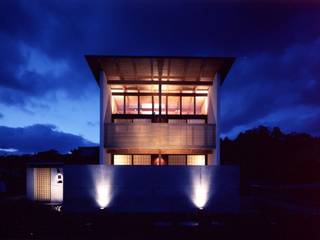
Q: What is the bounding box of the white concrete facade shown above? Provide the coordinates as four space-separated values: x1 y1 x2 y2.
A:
207 72 221 165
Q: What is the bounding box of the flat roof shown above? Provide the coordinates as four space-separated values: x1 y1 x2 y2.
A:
85 55 235 86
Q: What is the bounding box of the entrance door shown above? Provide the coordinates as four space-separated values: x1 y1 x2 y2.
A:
34 168 51 201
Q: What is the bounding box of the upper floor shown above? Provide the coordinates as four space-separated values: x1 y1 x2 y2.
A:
86 56 235 165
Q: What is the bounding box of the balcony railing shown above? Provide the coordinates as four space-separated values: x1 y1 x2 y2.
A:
104 123 215 149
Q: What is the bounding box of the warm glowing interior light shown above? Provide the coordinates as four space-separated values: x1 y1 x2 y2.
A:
187 155 206 166
182 90 193 93
195 90 208 94
111 89 124 93
114 155 132 165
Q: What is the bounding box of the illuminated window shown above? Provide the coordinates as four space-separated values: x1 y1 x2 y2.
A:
34 168 51 201
125 96 138 114
133 155 151 165
195 96 207 115
182 96 194 115
113 155 132 165
168 155 186 165
154 96 166 115
112 96 124 114
167 96 180 115
139 96 152 114
187 155 206 166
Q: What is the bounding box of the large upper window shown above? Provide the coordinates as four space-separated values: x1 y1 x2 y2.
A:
112 93 207 116
167 96 180 115
195 96 207 115
139 96 152 115
125 96 138 114
154 96 166 115
112 96 124 114
182 96 194 115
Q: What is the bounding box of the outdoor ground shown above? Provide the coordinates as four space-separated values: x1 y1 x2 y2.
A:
0 191 320 240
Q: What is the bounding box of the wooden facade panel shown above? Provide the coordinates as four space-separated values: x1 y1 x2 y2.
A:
34 168 51 202
105 123 215 150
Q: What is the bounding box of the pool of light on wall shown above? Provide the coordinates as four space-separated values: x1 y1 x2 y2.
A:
96 183 111 209
91 166 113 209
192 184 209 209
191 168 210 210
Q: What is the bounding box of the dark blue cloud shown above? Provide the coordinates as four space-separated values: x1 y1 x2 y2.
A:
0 0 319 138
0 124 96 155
221 38 320 136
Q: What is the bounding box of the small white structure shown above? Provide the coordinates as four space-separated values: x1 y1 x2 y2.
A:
26 163 63 204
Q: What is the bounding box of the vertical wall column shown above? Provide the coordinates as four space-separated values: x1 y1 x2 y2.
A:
26 168 35 200
214 72 221 165
207 72 221 165
99 71 111 164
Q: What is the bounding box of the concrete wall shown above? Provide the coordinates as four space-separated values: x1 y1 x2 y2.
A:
63 165 239 213
26 168 34 200
50 167 63 203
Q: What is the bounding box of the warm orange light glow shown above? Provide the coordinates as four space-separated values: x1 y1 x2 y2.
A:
187 155 206 166
195 96 207 115
154 155 166 165
114 155 132 165
111 89 124 93
112 96 124 114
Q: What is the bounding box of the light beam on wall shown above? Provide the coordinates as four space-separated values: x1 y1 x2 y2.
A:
91 166 113 209
192 185 208 210
191 167 210 210
96 183 111 209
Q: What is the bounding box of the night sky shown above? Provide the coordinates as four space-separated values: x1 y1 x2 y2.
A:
0 0 319 154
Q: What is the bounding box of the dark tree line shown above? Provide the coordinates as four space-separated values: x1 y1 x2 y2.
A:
221 126 320 189
0 147 99 195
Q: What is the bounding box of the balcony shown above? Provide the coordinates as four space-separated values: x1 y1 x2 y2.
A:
104 123 215 150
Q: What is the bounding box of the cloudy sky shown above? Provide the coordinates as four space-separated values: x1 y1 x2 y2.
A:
0 0 319 154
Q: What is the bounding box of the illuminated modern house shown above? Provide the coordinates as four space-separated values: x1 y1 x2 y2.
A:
27 55 239 213
86 56 234 166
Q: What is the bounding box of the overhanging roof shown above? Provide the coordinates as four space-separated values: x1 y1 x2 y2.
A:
85 55 235 86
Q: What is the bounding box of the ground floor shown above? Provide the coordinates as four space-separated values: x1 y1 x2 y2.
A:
111 154 208 165
27 165 239 213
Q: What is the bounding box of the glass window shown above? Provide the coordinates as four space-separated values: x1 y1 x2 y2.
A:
139 96 152 115
112 96 124 114
182 96 194 115
153 96 166 115
167 96 180 115
195 96 207 115
133 155 151 165
187 155 206 166
161 96 167 114
168 155 186 165
114 155 132 165
125 96 138 114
